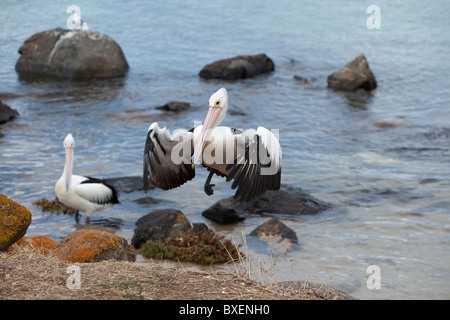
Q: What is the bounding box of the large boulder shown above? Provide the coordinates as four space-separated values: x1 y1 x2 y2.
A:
202 184 331 224
0 100 19 125
15 28 129 80
0 195 32 251
131 209 192 249
327 54 377 91
52 229 136 262
199 54 274 80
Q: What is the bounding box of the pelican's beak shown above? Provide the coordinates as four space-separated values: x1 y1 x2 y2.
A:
65 147 73 191
192 106 222 169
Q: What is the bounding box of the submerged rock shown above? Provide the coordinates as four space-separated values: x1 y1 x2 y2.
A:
104 176 148 193
52 229 136 262
131 209 192 249
202 184 331 224
327 54 377 91
199 54 274 80
294 75 314 85
15 28 129 80
156 101 191 112
250 218 298 253
0 194 32 251
250 218 298 243
0 100 19 125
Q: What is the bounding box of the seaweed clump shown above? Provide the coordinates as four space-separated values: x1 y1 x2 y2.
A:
140 229 242 265
33 198 78 215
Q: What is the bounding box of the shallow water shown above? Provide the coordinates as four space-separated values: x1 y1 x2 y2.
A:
1 0 450 299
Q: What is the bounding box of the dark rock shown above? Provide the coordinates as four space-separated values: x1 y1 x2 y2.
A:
192 223 209 233
250 218 298 243
327 54 377 91
0 100 19 125
104 176 148 193
15 28 129 80
202 184 331 224
156 102 191 112
132 209 192 249
133 196 162 205
202 199 245 224
199 54 274 80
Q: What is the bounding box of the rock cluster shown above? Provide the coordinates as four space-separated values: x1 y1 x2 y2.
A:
202 184 331 223
2 193 135 262
9 229 136 263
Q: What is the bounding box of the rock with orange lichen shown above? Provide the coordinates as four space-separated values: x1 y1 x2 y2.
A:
0 194 32 251
11 235 58 254
52 229 136 263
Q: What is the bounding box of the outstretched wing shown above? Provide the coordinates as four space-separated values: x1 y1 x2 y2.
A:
144 122 195 191
225 126 282 202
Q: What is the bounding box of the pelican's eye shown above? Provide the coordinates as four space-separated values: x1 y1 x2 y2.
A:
214 100 221 107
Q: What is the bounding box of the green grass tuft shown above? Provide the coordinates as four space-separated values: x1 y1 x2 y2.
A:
140 229 242 265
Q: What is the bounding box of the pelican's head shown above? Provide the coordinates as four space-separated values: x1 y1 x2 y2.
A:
208 87 228 122
64 133 75 149
192 88 228 169
63 134 75 190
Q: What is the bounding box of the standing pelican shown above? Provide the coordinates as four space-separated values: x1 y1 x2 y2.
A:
144 88 282 202
55 134 119 223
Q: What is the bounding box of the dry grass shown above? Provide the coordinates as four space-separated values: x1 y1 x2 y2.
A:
0 245 354 300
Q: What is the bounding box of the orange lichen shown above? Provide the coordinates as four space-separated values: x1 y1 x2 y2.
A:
0 194 32 251
175 212 189 223
52 229 135 263
10 235 58 254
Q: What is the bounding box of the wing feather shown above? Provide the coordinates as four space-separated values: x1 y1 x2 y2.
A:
74 176 119 205
225 127 282 202
144 122 195 191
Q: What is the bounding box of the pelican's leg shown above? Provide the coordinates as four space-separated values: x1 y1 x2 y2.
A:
204 170 216 196
85 215 91 224
75 211 80 224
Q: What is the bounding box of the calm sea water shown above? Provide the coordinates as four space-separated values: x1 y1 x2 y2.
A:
1 0 449 299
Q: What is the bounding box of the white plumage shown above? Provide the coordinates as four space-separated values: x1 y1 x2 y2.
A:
144 88 282 202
